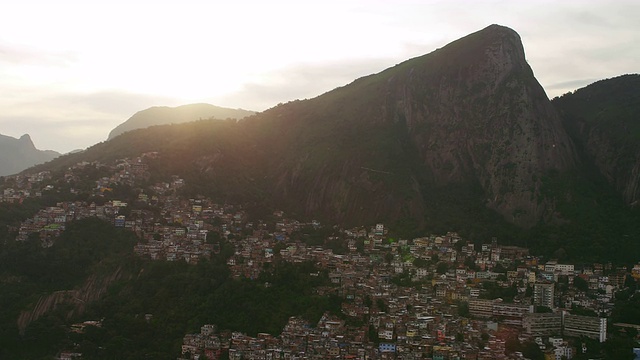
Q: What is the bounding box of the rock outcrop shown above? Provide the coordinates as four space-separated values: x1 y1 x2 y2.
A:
17 266 127 335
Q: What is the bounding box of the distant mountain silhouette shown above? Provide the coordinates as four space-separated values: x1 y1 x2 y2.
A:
107 103 255 140
0 134 60 176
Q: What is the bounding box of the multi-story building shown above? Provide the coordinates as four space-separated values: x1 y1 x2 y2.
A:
493 302 534 326
468 299 532 325
534 282 555 309
468 299 493 318
563 312 607 342
555 264 575 276
523 313 562 336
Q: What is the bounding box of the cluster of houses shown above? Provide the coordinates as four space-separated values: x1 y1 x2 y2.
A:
173 219 625 359
2 156 638 360
178 313 508 360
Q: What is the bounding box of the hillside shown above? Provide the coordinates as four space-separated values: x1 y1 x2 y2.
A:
107 103 255 140
38 25 574 232
26 25 640 251
553 74 640 207
246 24 577 229
4 24 640 358
0 134 60 176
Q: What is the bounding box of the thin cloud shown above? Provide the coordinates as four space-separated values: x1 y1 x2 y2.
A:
0 42 75 66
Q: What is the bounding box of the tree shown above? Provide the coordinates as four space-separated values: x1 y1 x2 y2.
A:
368 325 380 344
458 301 470 317
413 257 429 268
535 305 553 313
384 252 394 264
602 336 635 360
464 256 477 271
522 341 545 360
436 262 448 274
364 295 372 308
573 276 589 292
493 262 507 273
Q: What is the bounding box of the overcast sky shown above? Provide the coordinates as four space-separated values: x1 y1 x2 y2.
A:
1 0 638 153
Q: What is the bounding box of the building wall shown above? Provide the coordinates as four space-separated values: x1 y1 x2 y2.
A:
523 313 562 336
563 313 607 342
534 282 555 308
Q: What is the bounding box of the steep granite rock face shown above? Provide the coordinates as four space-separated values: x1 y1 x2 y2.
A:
383 25 578 226
256 25 576 227
554 74 640 206
0 134 60 176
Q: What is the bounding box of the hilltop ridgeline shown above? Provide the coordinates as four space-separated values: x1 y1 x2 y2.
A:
107 103 255 140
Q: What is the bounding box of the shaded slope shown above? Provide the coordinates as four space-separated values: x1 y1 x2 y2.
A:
553 74 640 206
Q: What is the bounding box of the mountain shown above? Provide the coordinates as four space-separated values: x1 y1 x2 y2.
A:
34 25 581 235
553 74 640 207
0 134 60 176
249 23 577 229
107 103 255 140
5 24 640 360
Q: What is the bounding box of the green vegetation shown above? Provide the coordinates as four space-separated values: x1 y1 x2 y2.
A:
0 217 342 359
71 260 339 360
0 218 138 359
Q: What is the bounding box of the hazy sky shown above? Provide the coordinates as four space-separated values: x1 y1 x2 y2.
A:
1 0 638 153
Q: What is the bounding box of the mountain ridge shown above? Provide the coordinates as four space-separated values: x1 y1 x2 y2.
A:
107 103 256 140
28 24 581 233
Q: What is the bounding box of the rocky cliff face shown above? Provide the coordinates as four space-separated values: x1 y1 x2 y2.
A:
16 266 127 335
553 74 640 206
384 25 577 226
253 25 576 228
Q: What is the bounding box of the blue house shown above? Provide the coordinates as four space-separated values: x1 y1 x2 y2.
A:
379 343 396 353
